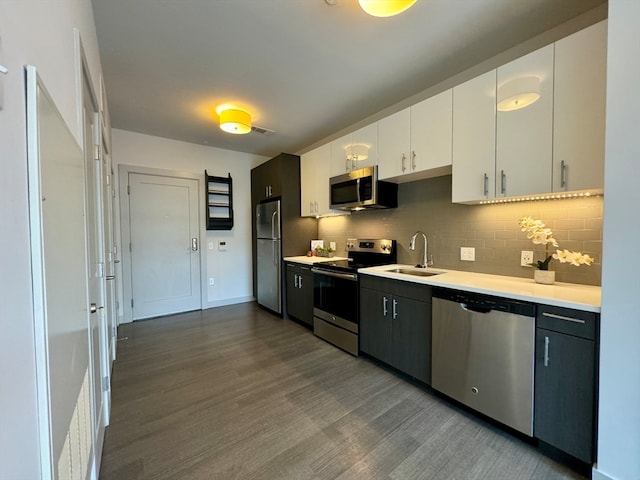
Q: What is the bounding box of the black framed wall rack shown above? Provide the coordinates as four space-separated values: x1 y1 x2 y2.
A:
205 171 233 230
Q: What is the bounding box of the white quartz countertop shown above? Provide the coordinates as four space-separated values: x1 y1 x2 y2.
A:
283 256 348 265
359 265 601 313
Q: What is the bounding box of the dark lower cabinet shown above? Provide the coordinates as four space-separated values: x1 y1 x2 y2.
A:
360 276 431 384
534 305 598 463
360 288 390 360
285 263 313 327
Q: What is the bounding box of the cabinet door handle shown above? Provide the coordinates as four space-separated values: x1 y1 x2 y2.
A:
411 150 416 171
392 299 398 319
560 160 567 189
298 275 303 288
483 173 489 197
382 296 388 317
544 335 550 367
401 153 406 173
542 311 586 324
500 170 506 195
294 274 298 288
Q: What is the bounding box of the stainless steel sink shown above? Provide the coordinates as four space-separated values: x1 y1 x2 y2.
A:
386 267 442 277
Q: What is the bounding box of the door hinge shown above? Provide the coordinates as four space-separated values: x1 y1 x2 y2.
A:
131 298 134 308
94 144 101 161
106 174 110 186
129 242 132 252
127 184 131 195
102 375 109 392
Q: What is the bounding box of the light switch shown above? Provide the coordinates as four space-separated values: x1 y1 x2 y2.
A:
208 242 214 250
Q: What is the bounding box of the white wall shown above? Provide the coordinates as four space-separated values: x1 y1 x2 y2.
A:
595 1 640 479
0 0 103 477
111 129 268 319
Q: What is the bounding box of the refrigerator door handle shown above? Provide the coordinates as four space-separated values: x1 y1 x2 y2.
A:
271 210 278 239
273 240 278 265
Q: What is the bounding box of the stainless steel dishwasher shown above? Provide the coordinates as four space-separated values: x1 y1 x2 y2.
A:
431 288 536 435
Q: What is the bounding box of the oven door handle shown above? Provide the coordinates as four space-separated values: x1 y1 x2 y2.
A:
311 268 358 281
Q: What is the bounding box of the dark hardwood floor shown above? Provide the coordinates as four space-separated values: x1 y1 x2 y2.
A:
99 302 586 480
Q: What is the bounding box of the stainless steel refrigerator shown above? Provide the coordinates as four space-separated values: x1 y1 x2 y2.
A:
256 200 281 313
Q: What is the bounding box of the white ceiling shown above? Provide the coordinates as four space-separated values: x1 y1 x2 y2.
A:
92 0 605 158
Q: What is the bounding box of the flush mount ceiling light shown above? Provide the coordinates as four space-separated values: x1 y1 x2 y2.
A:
497 76 541 112
218 108 251 134
346 143 369 161
358 0 417 17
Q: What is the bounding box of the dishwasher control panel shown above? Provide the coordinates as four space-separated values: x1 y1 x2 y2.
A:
432 287 536 317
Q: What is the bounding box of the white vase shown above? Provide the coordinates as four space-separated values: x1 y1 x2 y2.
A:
534 270 555 285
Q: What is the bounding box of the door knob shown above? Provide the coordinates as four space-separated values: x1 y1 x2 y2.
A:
89 303 104 314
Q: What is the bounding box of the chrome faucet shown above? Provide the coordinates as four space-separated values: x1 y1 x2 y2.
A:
409 231 432 268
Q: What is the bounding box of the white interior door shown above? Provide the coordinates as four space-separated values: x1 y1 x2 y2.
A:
82 72 109 473
127 172 201 320
101 140 117 366
26 65 94 480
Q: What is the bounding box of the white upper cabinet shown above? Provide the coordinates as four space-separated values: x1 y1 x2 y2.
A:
452 70 497 203
553 20 607 193
330 123 378 176
496 44 554 198
352 122 378 171
379 89 453 181
378 107 411 179
301 143 332 217
411 89 453 173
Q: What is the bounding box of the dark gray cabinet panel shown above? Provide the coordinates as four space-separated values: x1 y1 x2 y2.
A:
360 276 431 384
360 288 391 362
534 305 598 463
285 263 313 327
391 295 431 383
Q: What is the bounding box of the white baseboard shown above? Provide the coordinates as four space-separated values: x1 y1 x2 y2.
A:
592 467 617 480
203 296 255 310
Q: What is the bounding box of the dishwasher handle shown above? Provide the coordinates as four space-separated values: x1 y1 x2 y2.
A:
460 302 493 314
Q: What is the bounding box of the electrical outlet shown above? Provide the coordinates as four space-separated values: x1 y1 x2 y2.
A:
460 247 475 261
521 250 534 267
209 277 215 286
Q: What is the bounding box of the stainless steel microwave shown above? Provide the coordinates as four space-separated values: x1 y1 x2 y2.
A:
329 166 398 211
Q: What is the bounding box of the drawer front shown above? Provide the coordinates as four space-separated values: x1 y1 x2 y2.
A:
360 275 431 302
536 305 598 340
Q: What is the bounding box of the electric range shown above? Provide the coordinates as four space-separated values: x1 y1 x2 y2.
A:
310 238 396 355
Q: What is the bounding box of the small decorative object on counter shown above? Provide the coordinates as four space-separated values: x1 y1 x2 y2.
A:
534 269 556 285
314 245 335 257
518 216 594 284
